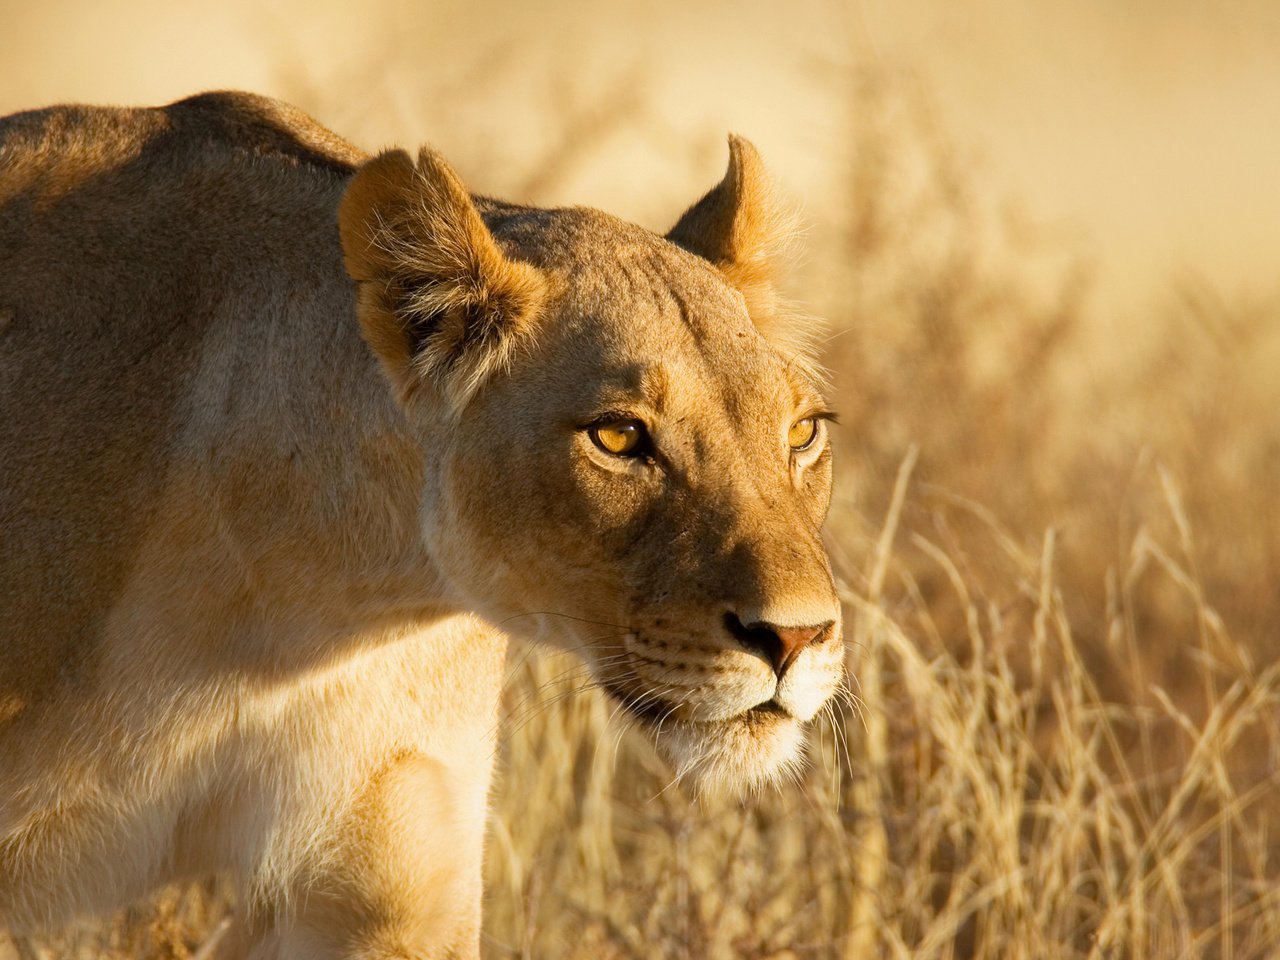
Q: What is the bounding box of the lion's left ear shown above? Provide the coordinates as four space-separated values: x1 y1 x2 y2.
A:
339 147 545 411
666 136 808 354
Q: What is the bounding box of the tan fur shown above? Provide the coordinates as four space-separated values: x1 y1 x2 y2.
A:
0 93 843 958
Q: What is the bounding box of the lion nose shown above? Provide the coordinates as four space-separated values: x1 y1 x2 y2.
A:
724 613 831 679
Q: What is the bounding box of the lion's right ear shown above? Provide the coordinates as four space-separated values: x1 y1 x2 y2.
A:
339 148 545 410
666 137 814 361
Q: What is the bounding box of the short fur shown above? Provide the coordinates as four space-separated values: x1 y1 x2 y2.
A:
0 93 843 959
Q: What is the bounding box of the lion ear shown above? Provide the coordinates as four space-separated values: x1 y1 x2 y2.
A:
666 136 808 354
339 147 545 410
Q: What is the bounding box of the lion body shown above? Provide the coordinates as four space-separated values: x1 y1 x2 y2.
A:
0 93 843 958
1 94 501 955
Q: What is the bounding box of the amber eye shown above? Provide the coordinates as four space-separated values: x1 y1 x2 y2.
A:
788 417 819 451
590 420 647 457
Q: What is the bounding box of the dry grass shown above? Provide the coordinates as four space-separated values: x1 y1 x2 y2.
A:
8 49 1280 960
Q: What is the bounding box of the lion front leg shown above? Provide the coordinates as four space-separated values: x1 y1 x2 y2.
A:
247 753 489 960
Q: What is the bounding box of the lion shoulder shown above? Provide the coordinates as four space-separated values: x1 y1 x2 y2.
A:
0 94 370 713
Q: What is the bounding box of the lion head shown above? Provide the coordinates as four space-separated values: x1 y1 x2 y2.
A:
338 139 843 793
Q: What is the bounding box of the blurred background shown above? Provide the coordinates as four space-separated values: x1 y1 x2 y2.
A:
6 0 1280 315
5 1 1280 957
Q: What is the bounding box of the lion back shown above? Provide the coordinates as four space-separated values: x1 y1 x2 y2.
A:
0 92 364 713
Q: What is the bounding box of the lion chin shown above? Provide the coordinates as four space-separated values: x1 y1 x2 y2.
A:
638 706 808 798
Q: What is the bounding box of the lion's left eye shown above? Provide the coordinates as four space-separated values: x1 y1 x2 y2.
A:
590 419 648 457
788 417 818 451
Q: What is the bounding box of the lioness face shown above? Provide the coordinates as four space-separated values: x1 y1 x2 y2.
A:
341 141 843 792
436 220 842 791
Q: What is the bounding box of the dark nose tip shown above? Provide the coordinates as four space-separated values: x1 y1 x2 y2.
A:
724 613 831 679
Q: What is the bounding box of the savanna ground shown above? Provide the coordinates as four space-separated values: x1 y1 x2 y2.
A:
6 25 1280 960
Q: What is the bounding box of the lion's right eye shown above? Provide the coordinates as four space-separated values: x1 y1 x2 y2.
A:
788 417 818 451
589 419 647 457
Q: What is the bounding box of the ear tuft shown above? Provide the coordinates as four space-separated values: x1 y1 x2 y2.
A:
667 136 817 363
338 147 545 410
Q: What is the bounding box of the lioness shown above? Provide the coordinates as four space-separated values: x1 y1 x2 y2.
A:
0 92 843 958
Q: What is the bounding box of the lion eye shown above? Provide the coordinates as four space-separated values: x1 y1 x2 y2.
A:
788 417 819 451
590 420 647 457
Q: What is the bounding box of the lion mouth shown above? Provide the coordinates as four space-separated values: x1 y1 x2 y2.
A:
603 681 791 727
599 681 807 793
745 699 789 718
